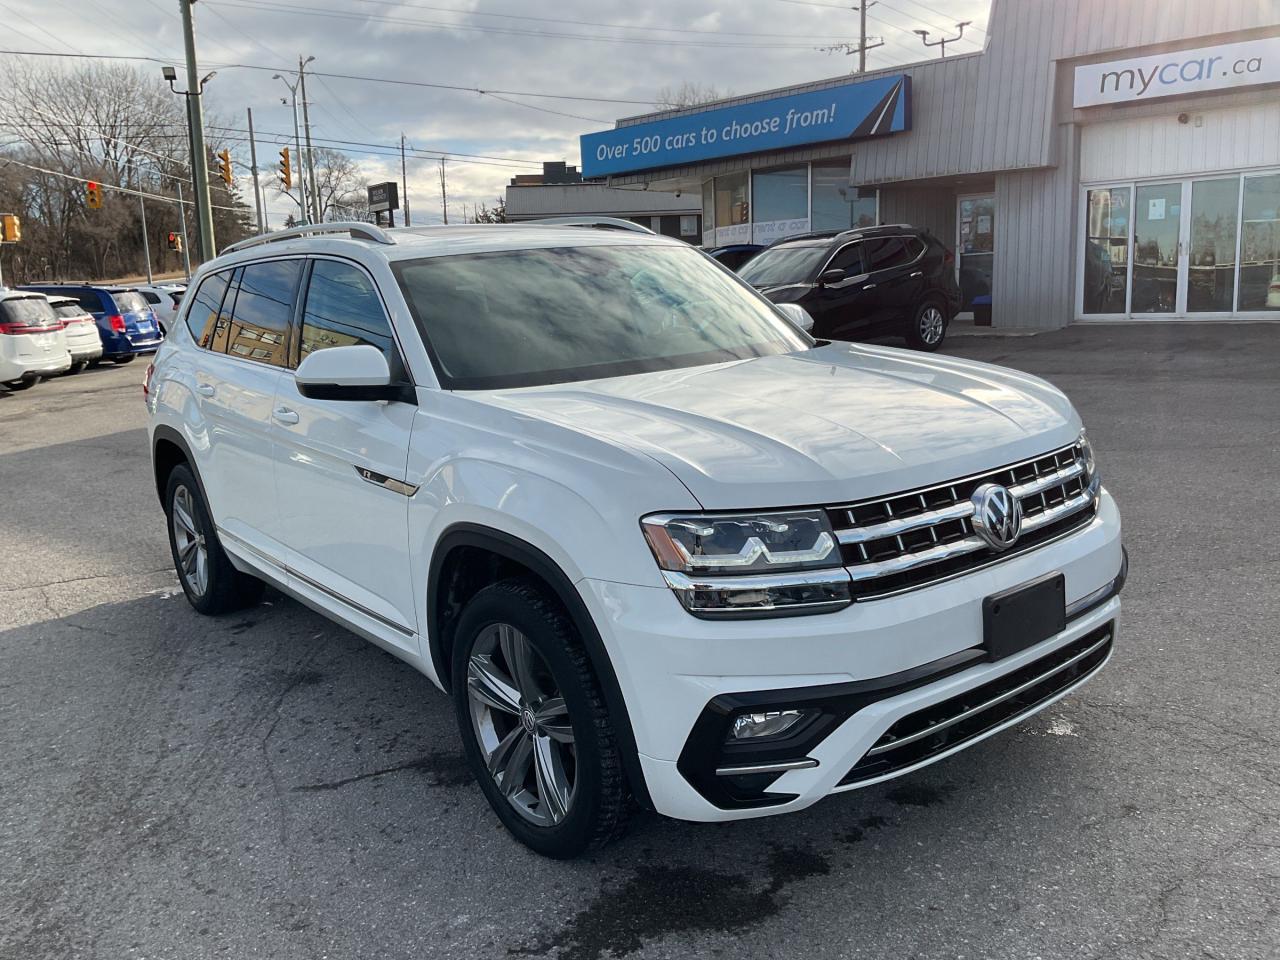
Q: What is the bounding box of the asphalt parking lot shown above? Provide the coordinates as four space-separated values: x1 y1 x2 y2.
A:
2 324 1278 960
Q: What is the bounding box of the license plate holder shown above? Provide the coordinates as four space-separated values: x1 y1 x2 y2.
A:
983 572 1065 661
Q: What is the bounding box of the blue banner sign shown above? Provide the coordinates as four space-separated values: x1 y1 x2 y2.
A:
581 75 910 179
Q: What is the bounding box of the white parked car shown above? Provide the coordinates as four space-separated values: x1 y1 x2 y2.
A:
0 289 71 389
44 295 104 372
146 221 1125 858
135 283 185 336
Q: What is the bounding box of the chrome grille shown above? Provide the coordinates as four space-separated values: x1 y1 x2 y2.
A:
827 440 1099 598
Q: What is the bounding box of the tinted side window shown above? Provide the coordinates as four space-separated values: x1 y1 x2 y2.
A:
226 260 301 367
903 236 925 260
141 291 162 304
72 292 104 313
863 237 910 272
300 259 404 378
828 242 864 274
184 271 231 348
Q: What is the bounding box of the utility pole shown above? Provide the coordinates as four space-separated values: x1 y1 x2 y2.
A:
914 21 971 58
179 0 215 260
246 107 264 234
139 196 154 283
858 2 872 72
438 157 448 224
400 133 411 227
298 56 320 223
176 180 192 279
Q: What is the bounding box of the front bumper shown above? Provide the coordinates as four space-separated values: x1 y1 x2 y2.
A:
580 489 1123 822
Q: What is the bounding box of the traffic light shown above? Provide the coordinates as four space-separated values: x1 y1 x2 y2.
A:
216 148 233 187
86 181 103 209
0 214 19 243
167 231 183 252
278 147 292 190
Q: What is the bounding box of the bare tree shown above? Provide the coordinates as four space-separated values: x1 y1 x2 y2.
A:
274 146 368 222
655 82 732 109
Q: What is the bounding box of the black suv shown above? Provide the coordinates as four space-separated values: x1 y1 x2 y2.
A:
738 225 960 350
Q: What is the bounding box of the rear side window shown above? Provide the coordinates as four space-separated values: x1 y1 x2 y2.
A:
141 291 162 305
299 259 404 378
69 292 104 313
225 259 302 367
863 237 911 272
110 291 151 314
184 270 232 348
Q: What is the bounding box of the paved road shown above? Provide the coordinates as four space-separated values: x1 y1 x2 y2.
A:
2 325 1278 960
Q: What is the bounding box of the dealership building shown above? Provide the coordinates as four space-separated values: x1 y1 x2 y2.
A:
581 0 1280 328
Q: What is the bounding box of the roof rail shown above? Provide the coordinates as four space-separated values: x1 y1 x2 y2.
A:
221 221 396 256
525 216 655 235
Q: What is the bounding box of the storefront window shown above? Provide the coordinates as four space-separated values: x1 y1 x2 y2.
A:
751 166 808 243
1083 186 1130 314
1187 177 1239 313
701 179 715 242
1240 173 1280 312
811 161 876 231
957 195 995 311
714 172 749 227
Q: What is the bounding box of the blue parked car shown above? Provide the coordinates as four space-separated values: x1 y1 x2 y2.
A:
18 284 163 364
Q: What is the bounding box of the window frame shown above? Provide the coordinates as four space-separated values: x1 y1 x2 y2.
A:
209 256 305 368
184 267 235 349
292 255 414 383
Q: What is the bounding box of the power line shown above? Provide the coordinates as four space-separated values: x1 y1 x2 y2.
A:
0 155 244 213
206 0 857 49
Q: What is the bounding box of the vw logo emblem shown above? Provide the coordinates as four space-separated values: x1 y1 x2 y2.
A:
971 483 1022 551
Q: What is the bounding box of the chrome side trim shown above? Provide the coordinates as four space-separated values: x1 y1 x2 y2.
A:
661 568 853 617
865 630 1113 757
715 758 819 777
354 466 419 497
289 567 416 637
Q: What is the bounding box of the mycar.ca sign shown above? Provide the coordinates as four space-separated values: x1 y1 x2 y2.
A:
581 75 910 179
1074 36 1280 108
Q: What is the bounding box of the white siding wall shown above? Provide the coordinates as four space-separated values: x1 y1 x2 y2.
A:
1080 101 1280 183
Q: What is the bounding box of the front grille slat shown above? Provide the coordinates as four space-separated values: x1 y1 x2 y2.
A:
827 441 1099 599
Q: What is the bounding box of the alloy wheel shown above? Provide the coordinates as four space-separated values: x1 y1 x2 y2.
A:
919 305 945 345
171 484 209 597
466 622 576 827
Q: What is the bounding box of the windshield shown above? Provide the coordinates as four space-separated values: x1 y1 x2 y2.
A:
738 243 829 287
393 244 810 389
0 297 58 325
110 291 150 314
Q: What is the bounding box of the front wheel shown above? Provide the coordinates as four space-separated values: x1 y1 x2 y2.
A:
906 300 948 351
164 464 264 615
452 579 629 858
4 378 38 391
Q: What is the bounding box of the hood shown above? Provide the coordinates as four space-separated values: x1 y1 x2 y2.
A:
475 342 1080 509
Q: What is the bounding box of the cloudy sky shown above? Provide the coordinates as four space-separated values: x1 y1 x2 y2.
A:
6 0 991 225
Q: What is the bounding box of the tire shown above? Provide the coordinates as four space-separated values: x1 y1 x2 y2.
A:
67 361 88 375
112 355 136 365
4 378 38 391
164 464 264 615
906 299 948 351
451 578 629 858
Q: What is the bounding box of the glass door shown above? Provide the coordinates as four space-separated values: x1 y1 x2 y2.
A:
1187 177 1240 313
957 195 995 311
1131 182 1182 314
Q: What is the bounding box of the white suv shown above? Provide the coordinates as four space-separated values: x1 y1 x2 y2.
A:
146 221 1124 858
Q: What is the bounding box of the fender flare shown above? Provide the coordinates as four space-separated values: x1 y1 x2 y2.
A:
427 522 653 810
151 424 210 507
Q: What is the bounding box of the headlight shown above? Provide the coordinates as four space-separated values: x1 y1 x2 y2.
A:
1078 428 1098 483
642 510 852 618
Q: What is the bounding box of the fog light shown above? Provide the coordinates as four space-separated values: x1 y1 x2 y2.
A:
731 709 804 740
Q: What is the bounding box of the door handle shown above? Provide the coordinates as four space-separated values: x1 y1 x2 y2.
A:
195 383 215 398
910 271 924 278
272 406 299 425
862 283 877 290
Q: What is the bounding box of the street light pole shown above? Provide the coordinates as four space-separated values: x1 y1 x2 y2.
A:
298 56 320 223
274 74 308 222
914 21 971 58
246 107 264 234
178 0 215 260
176 180 192 279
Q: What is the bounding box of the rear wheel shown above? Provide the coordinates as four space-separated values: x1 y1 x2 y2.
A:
906 300 948 351
452 579 629 858
164 464 264 615
112 355 136 365
4 378 38 391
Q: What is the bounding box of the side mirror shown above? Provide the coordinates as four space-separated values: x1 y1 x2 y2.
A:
774 302 815 333
294 344 410 402
817 268 846 287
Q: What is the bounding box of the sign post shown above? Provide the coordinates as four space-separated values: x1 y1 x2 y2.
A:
367 181 400 227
